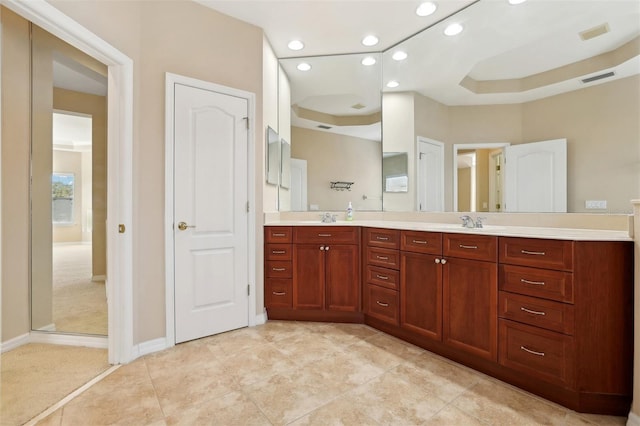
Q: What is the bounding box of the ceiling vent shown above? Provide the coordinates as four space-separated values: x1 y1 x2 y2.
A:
581 71 615 84
351 103 366 110
317 124 332 129
579 23 609 41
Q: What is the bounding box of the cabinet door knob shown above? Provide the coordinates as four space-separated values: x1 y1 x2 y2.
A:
320 246 325 251
325 246 330 250
441 259 447 265
435 258 441 264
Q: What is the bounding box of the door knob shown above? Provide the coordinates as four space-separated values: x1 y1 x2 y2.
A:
177 221 195 231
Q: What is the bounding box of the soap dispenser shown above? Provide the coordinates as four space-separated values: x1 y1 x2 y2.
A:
346 201 354 221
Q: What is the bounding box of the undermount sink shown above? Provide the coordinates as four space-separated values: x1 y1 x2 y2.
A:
427 223 506 231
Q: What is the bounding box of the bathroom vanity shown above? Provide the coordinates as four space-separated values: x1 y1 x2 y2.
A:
264 222 633 415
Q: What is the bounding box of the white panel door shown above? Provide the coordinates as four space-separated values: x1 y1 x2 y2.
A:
504 138 567 213
290 158 307 211
173 83 248 344
417 137 444 211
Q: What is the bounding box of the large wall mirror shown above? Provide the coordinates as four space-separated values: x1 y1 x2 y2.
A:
279 0 639 214
31 24 108 335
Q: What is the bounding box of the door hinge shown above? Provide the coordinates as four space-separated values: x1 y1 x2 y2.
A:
247 284 250 296
243 117 249 129
246 201 250 213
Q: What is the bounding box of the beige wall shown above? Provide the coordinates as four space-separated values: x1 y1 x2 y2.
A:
2 0 264 344
262 37 280 212
1 7 31 341
523 75 640 214
291 126 382 212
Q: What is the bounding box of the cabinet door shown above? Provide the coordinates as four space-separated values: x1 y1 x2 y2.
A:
325 244 360 312
443 257 498 361
401 252 442 341
293 244 325 309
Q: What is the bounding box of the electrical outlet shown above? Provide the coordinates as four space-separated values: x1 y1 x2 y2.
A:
585 200 607 209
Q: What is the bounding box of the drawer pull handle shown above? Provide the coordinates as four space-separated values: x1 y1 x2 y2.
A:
520 346 545 357
272 250 286 254
520 307 546 316
272 291 286 296
376 301 389 307
272 233 286 237
376 274 389 280
412 240 428 244
520 278 545 286
376 236 389 241
272 267 286 272
318 233 332 237
521 249 546 256
376 256 389 260
459 244 478 249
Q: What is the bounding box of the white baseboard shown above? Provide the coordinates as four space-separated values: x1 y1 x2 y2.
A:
1 333 30 353
132 337 168 359
29 332 108 349
255 308 267 325
627 411 640 426
35 323 57 332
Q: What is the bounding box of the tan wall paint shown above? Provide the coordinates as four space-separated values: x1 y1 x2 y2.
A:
1 8 31 342
53 88 107 278
291 126 382 212
475 149 490 212
382 92 415 211
5 0 265 344
262 37 280 212
457 166 471 212
523 75 640 214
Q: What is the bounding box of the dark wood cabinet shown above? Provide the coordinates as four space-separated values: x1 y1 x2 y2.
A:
400 251 442 340
264 225 633 415
266 225 361 321
443 256 498 361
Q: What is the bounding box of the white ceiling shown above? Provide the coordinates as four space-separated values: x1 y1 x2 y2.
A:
200 0 640 140
53 112 92 152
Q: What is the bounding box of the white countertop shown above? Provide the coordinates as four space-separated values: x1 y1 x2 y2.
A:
265 220 633 241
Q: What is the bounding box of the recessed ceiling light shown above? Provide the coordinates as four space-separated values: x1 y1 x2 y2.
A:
444 23 463 36
416 2 437 17
508 0 527 4
287 40 304 51
297 62 311 71
386 80 399 88
392 51 408 61
362 35 379 47
361 56 377 66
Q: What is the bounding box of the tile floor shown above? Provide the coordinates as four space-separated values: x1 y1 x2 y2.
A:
36 321 626 425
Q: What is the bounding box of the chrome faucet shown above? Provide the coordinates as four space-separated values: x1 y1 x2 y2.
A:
460 215 486 228
460 215 475 228
321 212 337 223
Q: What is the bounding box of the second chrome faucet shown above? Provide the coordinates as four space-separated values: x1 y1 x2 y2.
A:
460 215 486 229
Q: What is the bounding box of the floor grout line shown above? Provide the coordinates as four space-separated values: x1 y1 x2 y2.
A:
23 364 121 426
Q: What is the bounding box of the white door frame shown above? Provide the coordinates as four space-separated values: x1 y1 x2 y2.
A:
1 0 134 364
164 72 256 348
453 142 509 212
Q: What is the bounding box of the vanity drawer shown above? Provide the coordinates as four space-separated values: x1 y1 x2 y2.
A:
265 226 292 243
443 234 497 262
400 231 442 255
499 237 573 271
364 227 400 250
366 284 399 325
499 319 574 388
499 291 574 335
265 279 292 308
366 246 400 270
500 264 574 303
294 226 359 244
366 265 399 290
266 260 293 278
266 244 292 261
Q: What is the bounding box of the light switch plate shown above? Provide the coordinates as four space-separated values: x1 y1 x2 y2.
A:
585 200 607 209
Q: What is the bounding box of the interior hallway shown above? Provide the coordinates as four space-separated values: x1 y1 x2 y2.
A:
31 321 625 425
